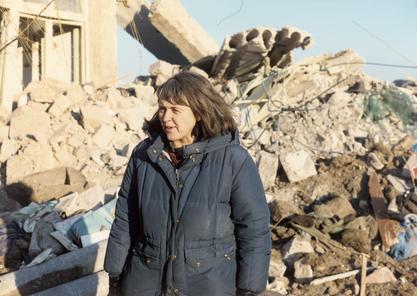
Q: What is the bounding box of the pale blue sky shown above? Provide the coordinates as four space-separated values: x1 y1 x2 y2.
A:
117 0 417 83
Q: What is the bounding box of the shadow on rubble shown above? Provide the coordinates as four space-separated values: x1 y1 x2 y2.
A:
5 181 34 207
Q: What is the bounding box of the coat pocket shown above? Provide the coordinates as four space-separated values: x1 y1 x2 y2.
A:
132 241 161 270
184 245 237 295
185 245 236 274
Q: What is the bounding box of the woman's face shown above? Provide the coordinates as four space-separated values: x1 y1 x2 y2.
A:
158 99 197 149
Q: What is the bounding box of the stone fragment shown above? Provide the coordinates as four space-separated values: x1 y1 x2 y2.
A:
386 174 410 194
92 125 115 149
366 267 397 284
294 258 313 283
17 167 87 203
80 105 112 132
0 126 9 142
149 60 179 86
257 151 279 189
55 185 106 217
133 85 157 106
368 152 384 170
282 235 314 264
26 79 70 103
280 150 317 182
314 195 355 220
6 143 58 184
9 105 51 143
0 139 19 162
269 258 287 278
48 84 86 117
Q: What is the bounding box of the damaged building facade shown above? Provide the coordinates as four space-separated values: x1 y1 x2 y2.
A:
0 0 118 113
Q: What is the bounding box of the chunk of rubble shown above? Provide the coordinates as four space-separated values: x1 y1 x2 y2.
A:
280 150 317 182
366 267 397 284
282 235 314 265
294 258 313 283
314 195 355 220
15 167 87 203
54 185 106 218
257 151 279 189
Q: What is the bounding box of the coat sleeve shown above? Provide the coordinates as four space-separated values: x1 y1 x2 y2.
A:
104 148 140 277
230 151 271 294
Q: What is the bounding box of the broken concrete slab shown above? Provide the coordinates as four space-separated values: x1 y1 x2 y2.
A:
80 105 113 132
314 195 355 220
282 235 314 265
48 84 87 118
149 60 180 86
294 258 313 283
148 0 219 63
366 267 397 284
9 104 51 143
6 142 58 184
55 185 106 217
92 124 116 149
0 139 19 162
31 270 109 296
17 167 87 203
280 150 317 182
0 240 108 295
25 79 70 103
257 151 279 189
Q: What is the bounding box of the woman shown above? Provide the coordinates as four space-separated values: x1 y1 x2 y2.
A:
104 71 271 296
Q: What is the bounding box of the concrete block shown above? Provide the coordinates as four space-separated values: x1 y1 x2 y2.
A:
0 139 19 162
257 151 279 189
48 94 73 117
80 105 112 132
0 126 9 142
92 125 116 149
280 150 317 182
149 60 179 86
55 185 106 217
0 240 108 295
31 270 109 296
282 235 314 265
366 267 397 284
148 0 219 63
294 259 313 283
6 142 58 184
9 105 51 142
269 258 286 278
117 105 154 132
26 79 70 103
314 195 355 220
133 85 157 106
17 167 87 203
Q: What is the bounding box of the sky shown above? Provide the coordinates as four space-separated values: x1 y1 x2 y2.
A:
117 0 417 84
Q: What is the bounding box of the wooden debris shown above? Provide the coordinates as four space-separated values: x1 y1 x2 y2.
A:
360 254 367 296
310 267 375 286
368 173 399 251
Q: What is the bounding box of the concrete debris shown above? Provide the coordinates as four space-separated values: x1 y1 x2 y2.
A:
294 258 313 283
211 27 313 83
282 235 314 265
148 0 219 63
366 267 397 284
280 150 317 183
257 151 279 189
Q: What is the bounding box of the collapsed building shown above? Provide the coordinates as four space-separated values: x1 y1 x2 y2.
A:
0 0 416 296
0 0 118 113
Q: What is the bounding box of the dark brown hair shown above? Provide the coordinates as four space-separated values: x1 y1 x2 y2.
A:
144 71 237 140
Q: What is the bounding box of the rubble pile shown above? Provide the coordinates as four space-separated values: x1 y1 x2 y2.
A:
0 22 416 295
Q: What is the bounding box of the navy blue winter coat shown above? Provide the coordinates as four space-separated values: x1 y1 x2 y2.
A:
104 131 271 296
